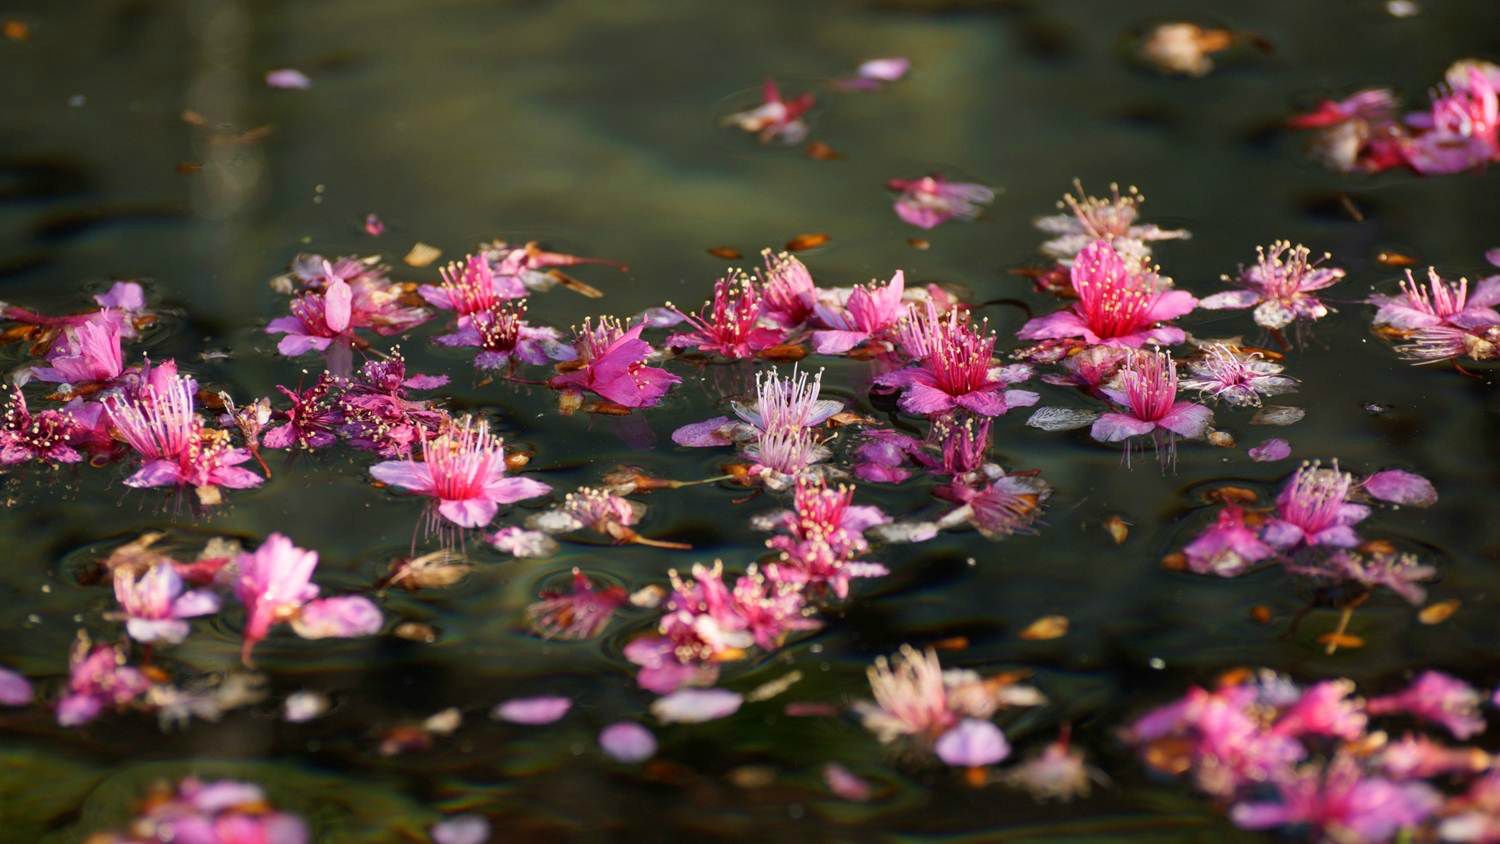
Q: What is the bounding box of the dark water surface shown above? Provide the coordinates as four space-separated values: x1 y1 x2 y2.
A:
3 1 1500 841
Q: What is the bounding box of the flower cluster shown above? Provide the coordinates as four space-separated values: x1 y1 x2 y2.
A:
1291 59 1500 175
89 777 308 843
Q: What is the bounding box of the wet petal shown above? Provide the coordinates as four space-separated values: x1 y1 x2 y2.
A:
935 719 1010 767
1363 469 1438 507
599 721 657 762
492 695 572 725
651 688 743 724
431 816 491 844
0 667 34 706
1248 438 1291 462
291 596 383 639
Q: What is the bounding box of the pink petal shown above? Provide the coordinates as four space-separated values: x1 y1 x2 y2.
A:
484 476 552 505
811 329 870 355
935 719 1010 767
893 200 950 230
858 57 910 82
897 382 957 416
651 688 743 724
125 459 183 488
1248 438 1291 462
323 279 352 333
265 68 312 89
94 281 145 310
1487 248 1500 269
672 416 734 448
1016 308 1089 341
1363 469 1438 508
1142 289 1198 322
369 460 436 494
1198 290 1262 310
599 722 657 763
1090 412 1156 443
291 596 383 639
0 667 32 706
492 695 572 725
438 497 500 528
1158 401 1213 438
823 763 873 801
430 816 490 844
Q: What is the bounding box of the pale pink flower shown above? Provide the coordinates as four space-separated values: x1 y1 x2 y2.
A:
935 719 1010 767
1367 671 1486 739
1180 343 1297 407
743 424 829 485
1126 682 1304 798
1201 241 1345 331
1017 240 1196 348
525 569 626 640
104 373 264 494
887 174 995 229
810 270 906 354
854 646 995 743
234 533 320 664
721 78 814 144
369 417 551 528
1371 268 1500 332
1033 181 1190 264
1003 730 1103 802
112 563 221 644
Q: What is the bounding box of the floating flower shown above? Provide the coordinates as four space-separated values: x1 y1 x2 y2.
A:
1288 89 1403 172
419 253 525 317
853 645 1039 746
961 473 1052 539
651 688 744 724
104 373 263 496
266 266 355 356
1201 242 1345 332
1017 240 1196 348
1262 460 1368 551
435 301 574 369
336 353 450 458
1402 64 1500 174
1367 671 1486 740
731 365 842 436
262 376 342 451
1003 730 1103 802
1230 754 1440 841
1180 343 1297 407
525 568 626 640
112 563 221 644
1 387 83 465
1090 351 1212 460
721 78 814 144
880 305 1037 417
1288 549 1435 605
30 317 124 385
56 638 150 726
1033 181 1189 264
810 270 906 354
758 249 817 329
234 533 320 664
666 273 782 359
549 317 680 408
1182 506 1274 576
1271 680 1368 741
369 417 550 528
887 174 995 229
489 526 558 558
1371 267 1500 334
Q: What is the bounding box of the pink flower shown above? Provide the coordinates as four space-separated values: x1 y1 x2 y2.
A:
369 417 551 528
1402 65 1500 174
31 317 124 385
810 270 906 354
935 719 1010 767
879 305 1038 417
1180 343 1297 407
1126 682 1304 798
1090 350 1212 456
234 533 320 664
1271 680 1368 740
1040 346 1130 396
419 253 525 318
1231 755 1439 842
102 778 308 844
852 646 1036 745
1287 549 1435 605
1262 460 1368 551
1003 730 1102 802
667 274 783 359
525 569 626 640
1367 671 1485 739
834 56 911 91
104 373 264 495
0 667 31 707
1033 181 1190 264
744 424 829 485
887 174 995 229
435 301 574 370
56 639 150 726
1288 89 1404 173
112 563 221 644
1370 267 1500 331
962 474 1051 539
549 317 680 408
266 266 355 355
1200 241 1345 331
1017 240 1196 348
1 387 83 465
483 240 627 294
263 376 341 451
721 78 814 144
758 249 817 329
764 479 889 597
336 353 450 458
1182 506 1274 576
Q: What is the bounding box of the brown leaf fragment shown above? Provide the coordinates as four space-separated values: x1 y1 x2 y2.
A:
1018 615 1068 640
403 242 442 267
785 232 830 252
706 246 742 260
1418 600 1460 625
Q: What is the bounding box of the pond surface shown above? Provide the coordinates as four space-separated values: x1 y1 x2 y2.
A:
3 1 1500 841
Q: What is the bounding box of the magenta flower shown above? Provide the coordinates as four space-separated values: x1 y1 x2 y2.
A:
1231 755 1439 842
549 317 680 408
31 317 124 385
483 240 627 295
336 353 450 458
1040 345 1130 397
419 253 525 318
952 474 1052 539
1179 343 1297 407
763 479 889 598
1371 267 1500 332
758 249 817 329
1200 241 1345 331
853 646 1038 747
935 719 1010 767
1367 671 1486 740
56 639 150 726
234 533 320 664
721 78 814 144
1288 89 1403 172
1262 460 1368 551
1017 240 1196 348
1126 682 1304 798
810 270 906 354
104 373 263 495
1271 680 1368 741
1 387 83 465
667 274 783 359
1182 506 1274 576
879 306 1038 417
267 268 355 356
1402 65 1500 174
887 174 995 229
435 301 574 370
112 563 221 644
525 568 626 640
370 417 551 528
1090 351 1212 457
262 376 342 451
1033 181 1190 264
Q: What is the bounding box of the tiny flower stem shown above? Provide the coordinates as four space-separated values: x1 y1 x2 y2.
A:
1324 605 1355 655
